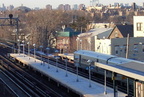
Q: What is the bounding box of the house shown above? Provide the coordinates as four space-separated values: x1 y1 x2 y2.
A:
108 24 133 39
56 27 81 53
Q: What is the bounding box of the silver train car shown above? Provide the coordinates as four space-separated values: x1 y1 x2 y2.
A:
74 50 135 82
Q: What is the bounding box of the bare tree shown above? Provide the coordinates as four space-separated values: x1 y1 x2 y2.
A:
26 10 64 49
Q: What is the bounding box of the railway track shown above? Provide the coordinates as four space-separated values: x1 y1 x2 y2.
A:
0 42 133 96
0 69 31 97
0 55 71 97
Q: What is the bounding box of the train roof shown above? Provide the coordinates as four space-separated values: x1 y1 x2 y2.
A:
74 50 116 60
108 57 133 64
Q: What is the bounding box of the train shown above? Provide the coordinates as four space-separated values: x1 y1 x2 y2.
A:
73 50 143 85
74 50 134 69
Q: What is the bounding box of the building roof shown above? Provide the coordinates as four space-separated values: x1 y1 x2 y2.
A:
78 28 113 39
97 29 113 39
57 27 81 37
115 25 133 37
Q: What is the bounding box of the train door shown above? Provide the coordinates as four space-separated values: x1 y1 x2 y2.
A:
74 54 81 66
136 81 144 97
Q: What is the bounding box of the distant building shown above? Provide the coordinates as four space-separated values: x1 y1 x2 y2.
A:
64 4 71 10
0 4 6 11
57 4 71 11
114 2 119 7
34 7 40 10
7 5 14 11
120 3 124 7
132 2 136 11
58 4 65 10
14 6 31 12
72 4 78 10
2 4 6 11
79 4 85 10
46 4 52 10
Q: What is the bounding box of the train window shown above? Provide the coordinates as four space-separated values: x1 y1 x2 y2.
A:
74 55 80 61
81 58 88 63
96 59 99 62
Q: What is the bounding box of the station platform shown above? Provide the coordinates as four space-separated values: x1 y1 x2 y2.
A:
10 53 127 97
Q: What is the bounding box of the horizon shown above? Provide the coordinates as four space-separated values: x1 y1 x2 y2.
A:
0 0 143 9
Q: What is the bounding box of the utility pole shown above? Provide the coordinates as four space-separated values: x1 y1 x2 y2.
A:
126 34 129 59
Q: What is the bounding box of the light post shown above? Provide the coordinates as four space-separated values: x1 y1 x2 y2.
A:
87 59 92 87
55 50 59 72
22 40 25 57
80 39 82 50
12 44 14 53
55 56 60 72
27 42 30 59
61 25 65 54
17 39 20 54
75 62 79 82
65 58 68 77
76 37 79 51
104 70 107 94
39 45 43 65
46 47 50 69
33 44 36 59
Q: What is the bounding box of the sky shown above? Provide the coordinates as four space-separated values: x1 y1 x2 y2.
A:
0 0 143 9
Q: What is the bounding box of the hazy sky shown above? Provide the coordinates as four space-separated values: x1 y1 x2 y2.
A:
0 0 143 8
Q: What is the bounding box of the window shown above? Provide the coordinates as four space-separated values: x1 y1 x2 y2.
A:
96 59 99 62
134 44 138 53
142 44 144 53
123 45 127 53
74 55 80 61
114 45 119 55
136 22 142 31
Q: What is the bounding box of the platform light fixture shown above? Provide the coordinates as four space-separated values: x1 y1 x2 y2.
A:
17 39 20 54
39 45 43 65
87 59 92 87
22 40 25 57
46 47 50 69
27 42 30 59
33 44 36 59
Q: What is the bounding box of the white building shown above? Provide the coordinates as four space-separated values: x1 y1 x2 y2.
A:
133 16 144 37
